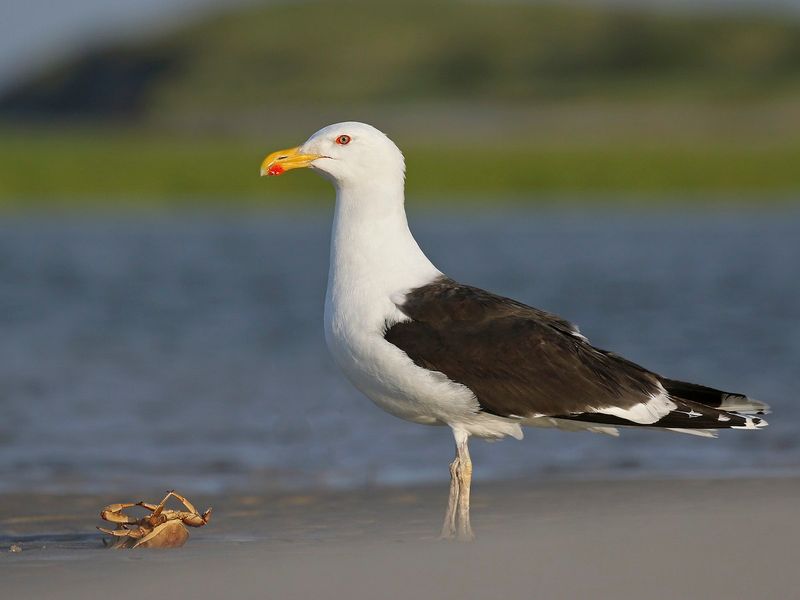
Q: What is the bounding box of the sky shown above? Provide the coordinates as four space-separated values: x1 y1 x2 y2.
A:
1 0 798 94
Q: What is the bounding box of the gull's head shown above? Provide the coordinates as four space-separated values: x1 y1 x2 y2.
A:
260 122 405 188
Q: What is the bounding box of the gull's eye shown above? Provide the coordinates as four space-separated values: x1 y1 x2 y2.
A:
335 135 351 145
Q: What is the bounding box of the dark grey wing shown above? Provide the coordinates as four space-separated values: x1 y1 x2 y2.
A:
384 276 662 418
384 276 767 431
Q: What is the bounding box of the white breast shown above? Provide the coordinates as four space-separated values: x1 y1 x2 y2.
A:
324 292 460 425
322 185 523 440
322 197 462 424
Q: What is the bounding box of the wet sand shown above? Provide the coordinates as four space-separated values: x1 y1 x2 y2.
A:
1 477 798 599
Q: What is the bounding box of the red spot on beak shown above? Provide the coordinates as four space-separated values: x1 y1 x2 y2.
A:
267 163 285 176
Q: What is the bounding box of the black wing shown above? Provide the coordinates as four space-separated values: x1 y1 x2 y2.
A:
385 276 767 429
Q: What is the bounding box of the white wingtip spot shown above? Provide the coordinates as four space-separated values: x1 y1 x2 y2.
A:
732 415 768 430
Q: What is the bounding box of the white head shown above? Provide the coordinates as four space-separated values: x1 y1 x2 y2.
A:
260 122 405 190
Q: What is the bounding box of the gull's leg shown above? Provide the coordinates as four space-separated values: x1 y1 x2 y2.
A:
454 430 474 542
439 450 460 540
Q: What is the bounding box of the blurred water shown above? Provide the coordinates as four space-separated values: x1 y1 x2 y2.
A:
0 207 798 494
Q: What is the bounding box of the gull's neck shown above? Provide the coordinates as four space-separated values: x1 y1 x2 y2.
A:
326 178 440 310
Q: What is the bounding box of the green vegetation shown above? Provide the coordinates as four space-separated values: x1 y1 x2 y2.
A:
153 0 800 109
7 1 800 119
2 1 800 207
1 127 798 209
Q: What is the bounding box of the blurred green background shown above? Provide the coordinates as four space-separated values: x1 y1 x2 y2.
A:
2 0 800 208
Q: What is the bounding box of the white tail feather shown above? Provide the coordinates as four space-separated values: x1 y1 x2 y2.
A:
720 395 771 415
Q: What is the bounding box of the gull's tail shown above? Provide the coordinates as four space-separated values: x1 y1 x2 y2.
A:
660 377 770 415
550 377 769 438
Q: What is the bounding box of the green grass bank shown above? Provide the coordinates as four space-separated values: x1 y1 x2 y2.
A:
1 126 798 209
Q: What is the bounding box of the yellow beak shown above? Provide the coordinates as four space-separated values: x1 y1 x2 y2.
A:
260 146 320 177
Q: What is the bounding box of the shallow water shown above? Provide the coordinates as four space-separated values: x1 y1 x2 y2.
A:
0 207 798 493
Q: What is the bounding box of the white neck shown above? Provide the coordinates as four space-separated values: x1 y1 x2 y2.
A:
326 178 440 316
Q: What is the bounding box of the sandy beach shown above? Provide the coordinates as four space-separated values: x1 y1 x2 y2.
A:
1 476 797 599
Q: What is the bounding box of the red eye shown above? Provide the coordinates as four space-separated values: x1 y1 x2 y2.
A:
335 134 351 145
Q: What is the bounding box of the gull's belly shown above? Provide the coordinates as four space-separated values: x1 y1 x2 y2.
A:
325 323 441 424
323 298 479 426
322 292 525 440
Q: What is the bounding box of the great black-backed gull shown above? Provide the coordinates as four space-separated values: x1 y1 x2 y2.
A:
261 122 768 541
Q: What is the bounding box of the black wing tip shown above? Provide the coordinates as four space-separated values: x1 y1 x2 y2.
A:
554 404 769 431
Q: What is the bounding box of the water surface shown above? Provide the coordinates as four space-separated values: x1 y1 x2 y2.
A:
0 208 797 493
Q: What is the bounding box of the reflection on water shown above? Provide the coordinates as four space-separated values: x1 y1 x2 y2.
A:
0 208 798 493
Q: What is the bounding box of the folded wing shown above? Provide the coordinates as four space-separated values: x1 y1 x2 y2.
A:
385 276 767 434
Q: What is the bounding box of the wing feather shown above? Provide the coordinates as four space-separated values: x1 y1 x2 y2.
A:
385 276 661 419
385 276 766 432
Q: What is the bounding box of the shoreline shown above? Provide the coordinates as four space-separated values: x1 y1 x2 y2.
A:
2 476 798 599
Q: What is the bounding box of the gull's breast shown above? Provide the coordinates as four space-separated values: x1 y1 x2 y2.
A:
323 288 479 426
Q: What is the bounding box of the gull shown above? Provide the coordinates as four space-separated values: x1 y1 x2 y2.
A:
260 122 768 541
